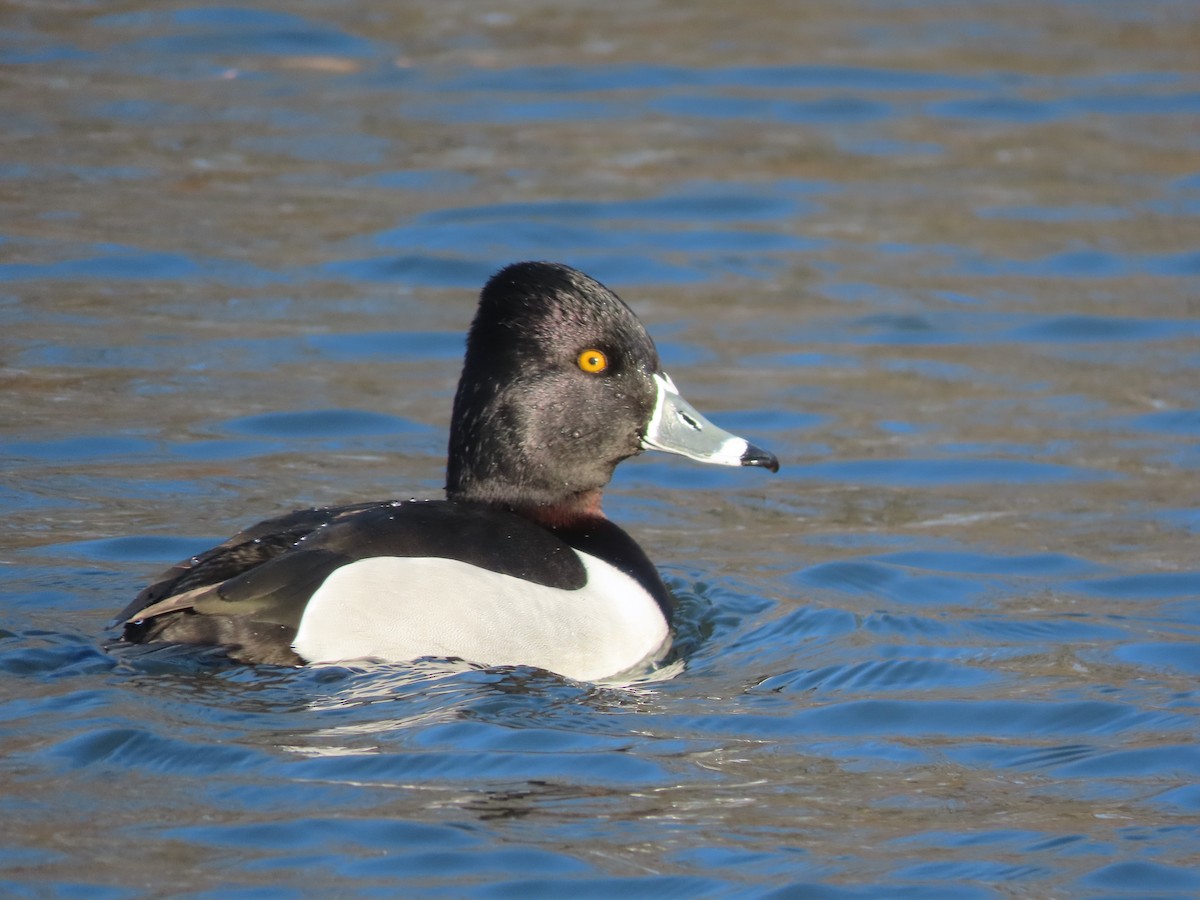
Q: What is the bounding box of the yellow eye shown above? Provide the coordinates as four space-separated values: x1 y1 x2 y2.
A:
577 349 608 374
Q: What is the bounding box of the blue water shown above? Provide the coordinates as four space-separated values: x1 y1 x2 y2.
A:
3 2 1200 896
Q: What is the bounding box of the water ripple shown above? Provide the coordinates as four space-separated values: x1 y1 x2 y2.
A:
3 2 1198 895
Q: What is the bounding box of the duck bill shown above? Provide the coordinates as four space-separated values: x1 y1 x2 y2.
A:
640 373 779 473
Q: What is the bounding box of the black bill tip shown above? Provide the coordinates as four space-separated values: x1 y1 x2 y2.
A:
741 444 780 473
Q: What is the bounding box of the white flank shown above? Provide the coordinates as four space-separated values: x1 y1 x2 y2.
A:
292 551 670 683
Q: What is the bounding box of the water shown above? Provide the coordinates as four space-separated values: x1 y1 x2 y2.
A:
3 1 1199 895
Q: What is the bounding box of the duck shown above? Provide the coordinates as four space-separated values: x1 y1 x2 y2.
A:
114 261 778 682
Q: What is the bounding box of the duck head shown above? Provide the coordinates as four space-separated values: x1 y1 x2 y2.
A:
445 262 778 517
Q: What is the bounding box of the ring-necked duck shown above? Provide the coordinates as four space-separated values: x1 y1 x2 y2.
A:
115 262 778 681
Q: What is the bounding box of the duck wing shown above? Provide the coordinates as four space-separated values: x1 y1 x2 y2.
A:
116 500 587 665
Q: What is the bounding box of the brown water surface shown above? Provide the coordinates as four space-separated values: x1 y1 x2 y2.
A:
2 1 1199 895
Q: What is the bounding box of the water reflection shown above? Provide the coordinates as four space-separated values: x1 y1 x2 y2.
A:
2 0 1199 895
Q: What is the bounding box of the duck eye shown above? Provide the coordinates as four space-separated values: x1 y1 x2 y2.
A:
577 349 608 374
